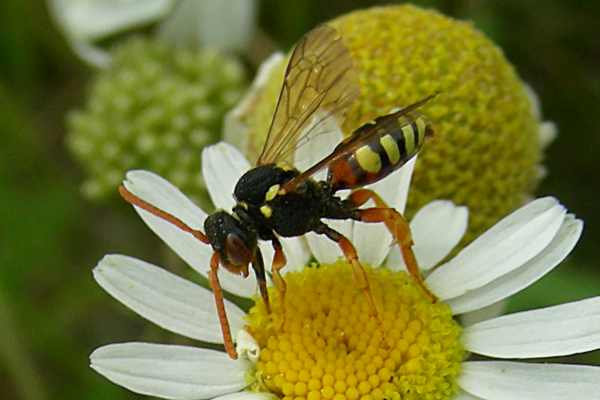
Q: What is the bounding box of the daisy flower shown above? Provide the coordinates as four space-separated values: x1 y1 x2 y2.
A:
90 139 598 400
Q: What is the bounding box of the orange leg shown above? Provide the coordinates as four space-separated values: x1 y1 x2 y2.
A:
251 248 271 313
316 224 379 317
271 238 287 302
348 189 437 302
118 186 243 355
209 252 238 359
119 185 209 244
270 238 288 328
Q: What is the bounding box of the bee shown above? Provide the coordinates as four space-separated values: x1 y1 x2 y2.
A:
119 25 436 359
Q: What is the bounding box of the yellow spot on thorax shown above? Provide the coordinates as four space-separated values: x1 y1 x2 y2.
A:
260 205 273 218
355 145 381 173
380 134 401 164
265 184 280 201
246 262 464 400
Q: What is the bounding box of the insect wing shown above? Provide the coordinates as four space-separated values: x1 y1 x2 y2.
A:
256 24 360 165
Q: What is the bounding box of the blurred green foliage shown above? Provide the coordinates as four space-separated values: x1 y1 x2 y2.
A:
0 1 598 399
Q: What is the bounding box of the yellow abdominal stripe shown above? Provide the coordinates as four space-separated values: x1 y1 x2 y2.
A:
416 118 427 142
401 124 415 155
355 146 382 173
379 135 400 164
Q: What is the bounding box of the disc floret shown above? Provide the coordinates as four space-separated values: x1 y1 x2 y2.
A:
246 261 464 400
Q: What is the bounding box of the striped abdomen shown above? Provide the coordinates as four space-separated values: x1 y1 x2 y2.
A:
327 113 432 191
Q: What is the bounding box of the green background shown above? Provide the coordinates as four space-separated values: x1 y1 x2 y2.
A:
1 1 599 399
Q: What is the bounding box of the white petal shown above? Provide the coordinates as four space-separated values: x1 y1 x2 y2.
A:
389 156 416 215
385 246 405 272
427 197 566 300
523 83 557 150
71 39 111 68
49 0 173 67
202 142 250 210
409 200 468 270
90 342 248 399
454 391 485 400
279 236 311 273
539 121 557 150
123 170 256 298
387 200 467 272
459 300 507 327
50 0 173 40
294 111 344 181
213 393 276 400
257 241 275 273
459 361 600 400
536 165 548 180
256 239 309 280
463 296 600 358
306 219 354 264
195 0 256 52
236 330 260 363
447 214 582 314
523 83 542 120
94 255 245 344
352 157 416 266
256 235 310 276
124 170 208 231
253 242 288 285
224 52 284 153
158 0 257 52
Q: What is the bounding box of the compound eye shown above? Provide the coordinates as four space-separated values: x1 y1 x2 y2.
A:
225 233 253 267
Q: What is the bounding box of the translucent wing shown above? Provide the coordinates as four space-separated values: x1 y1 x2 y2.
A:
256 24 360 165
282 93 437 192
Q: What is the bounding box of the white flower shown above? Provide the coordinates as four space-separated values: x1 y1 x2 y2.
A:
48 0 174 67
49 0 257 68
91 137 599 399
157 0 257 52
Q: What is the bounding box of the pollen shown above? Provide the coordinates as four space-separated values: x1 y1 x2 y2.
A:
246 262 464 400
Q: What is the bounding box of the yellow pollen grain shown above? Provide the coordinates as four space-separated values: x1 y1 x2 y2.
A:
246 262 464 400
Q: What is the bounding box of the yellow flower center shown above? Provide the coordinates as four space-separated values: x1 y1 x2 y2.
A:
245 262 464 400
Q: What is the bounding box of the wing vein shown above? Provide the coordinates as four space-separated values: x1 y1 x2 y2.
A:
255 24 360 166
